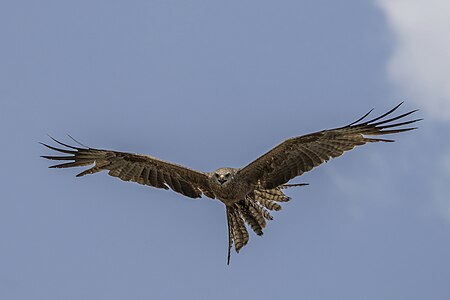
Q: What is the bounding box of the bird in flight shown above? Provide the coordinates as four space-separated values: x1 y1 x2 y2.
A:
41 103 420 264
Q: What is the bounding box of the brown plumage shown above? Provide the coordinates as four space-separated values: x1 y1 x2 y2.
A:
41 103 420 264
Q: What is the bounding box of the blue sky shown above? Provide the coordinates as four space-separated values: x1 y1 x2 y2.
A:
1 1 449 299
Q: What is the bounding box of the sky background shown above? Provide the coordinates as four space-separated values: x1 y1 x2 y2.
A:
1 0 449 299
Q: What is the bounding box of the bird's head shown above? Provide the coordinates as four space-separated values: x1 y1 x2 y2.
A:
211 168 236 186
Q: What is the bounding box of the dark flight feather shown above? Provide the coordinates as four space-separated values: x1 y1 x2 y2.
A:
237 103 420 189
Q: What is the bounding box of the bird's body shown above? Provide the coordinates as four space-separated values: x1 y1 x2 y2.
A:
41 103 420 264
207 168 246 205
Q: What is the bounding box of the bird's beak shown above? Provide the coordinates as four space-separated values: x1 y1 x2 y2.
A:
218 176 227 185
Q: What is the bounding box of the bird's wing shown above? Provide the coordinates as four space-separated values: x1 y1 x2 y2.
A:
237 103 421 189
41 138 215 199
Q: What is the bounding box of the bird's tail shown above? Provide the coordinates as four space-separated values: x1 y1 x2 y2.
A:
225 183 308 265
226 205 249 265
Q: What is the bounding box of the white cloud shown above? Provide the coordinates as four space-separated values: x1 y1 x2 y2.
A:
377 0 450 121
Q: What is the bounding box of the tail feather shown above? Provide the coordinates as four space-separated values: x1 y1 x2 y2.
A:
225 183 308 265
225 204 255 265
226 207 233 265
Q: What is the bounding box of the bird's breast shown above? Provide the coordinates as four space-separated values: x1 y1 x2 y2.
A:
214 181 252 206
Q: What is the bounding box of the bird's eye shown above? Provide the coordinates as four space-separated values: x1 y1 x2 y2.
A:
215 173 220 178
225 173 230 177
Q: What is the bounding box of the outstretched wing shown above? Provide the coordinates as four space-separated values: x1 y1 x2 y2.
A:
237 103 421 189
41 138 215 199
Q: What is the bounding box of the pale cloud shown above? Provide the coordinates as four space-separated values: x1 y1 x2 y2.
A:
324 152 393 220
376 0 450 121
